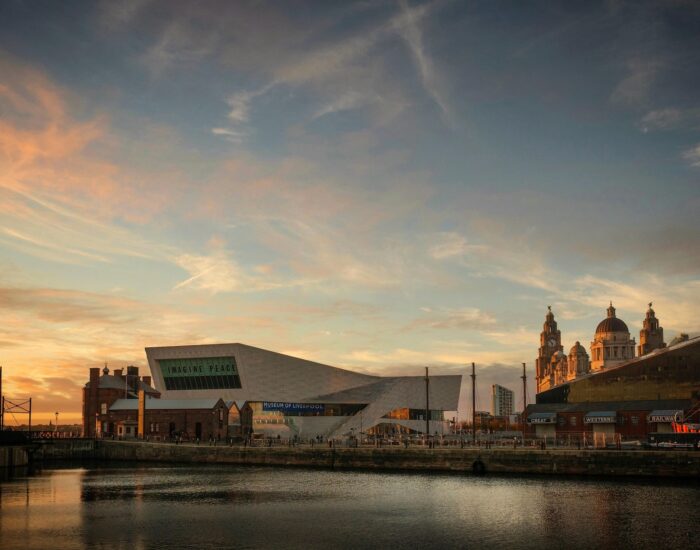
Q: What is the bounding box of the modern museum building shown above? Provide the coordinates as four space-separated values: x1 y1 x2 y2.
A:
144 343 462 440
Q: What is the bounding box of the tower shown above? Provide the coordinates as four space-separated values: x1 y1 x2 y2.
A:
536 306 564 392
568 341 590 379
638 302 665 356
590 302 635 372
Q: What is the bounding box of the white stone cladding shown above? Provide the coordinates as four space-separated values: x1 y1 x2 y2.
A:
145 343 461 438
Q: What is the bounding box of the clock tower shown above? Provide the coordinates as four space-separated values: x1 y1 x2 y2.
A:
536 306 564 393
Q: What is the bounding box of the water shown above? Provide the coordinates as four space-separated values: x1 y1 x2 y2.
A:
1 463 698 549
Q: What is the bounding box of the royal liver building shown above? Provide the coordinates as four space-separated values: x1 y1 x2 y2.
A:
535 302 666 393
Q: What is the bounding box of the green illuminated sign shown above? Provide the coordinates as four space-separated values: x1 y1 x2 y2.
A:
159 357 242 390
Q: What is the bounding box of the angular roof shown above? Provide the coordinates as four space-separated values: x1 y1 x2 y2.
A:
305 375 462 410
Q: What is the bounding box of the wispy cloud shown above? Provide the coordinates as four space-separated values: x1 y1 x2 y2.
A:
140 21 217 77
211 84 273 142
211 127 247 144
397 0 452 121
209 0 448 141
682 143 700 167
312 90 376 119
611 57 663 106
405 307 497 331
429 232 488 259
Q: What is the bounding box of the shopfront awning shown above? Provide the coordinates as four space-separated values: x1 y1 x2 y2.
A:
528 412 557 424
647 410 683 423
584 411 616 424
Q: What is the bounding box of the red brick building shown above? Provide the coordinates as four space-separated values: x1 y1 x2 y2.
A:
82 366 229 441
82 365 160 438
108 397 229 441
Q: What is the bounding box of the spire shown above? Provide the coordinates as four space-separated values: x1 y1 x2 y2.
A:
102 362 109 376
607 302 616 318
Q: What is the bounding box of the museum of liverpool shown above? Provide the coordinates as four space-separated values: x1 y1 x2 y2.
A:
140 343 461 440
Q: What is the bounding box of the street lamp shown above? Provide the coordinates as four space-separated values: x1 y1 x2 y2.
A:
55 411 59 434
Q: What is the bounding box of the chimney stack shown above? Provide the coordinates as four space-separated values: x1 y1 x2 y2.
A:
114 369 123 378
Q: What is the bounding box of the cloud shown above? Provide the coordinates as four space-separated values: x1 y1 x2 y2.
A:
397 0 452 121
140 20 218 77
172 243 305 294
638 107 700 133
312 90 376 119
211 127 247 144
611 57 663 106
638 108 682 132
99 0 153 27
211 84 274 143
206 0 449 141
406 307 497 331
682 143 700 167
429 232 488 259
173 249 246 293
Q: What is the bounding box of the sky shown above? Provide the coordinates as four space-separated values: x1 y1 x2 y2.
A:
0 0 699 424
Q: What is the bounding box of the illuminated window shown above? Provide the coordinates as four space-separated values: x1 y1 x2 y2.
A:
100 403 107 415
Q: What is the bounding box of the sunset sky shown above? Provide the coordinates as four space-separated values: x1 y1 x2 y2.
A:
1 1 699 424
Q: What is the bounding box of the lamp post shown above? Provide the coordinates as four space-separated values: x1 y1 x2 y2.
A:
55 411 59 433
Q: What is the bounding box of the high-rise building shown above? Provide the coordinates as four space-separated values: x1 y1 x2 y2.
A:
491 384 514 417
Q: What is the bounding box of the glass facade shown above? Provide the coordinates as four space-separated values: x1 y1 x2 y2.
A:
382 408 444 421
158 356 242 390
251 401 366 417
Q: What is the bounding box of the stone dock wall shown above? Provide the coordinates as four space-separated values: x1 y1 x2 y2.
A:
0 446 30 469
27 440 700 478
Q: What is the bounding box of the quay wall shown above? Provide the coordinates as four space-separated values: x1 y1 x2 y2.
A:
30 440 700 478
0 446 30 469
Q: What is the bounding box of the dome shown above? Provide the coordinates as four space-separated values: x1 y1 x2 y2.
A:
595 302 629 334
569 341 587 355
595 317 629 334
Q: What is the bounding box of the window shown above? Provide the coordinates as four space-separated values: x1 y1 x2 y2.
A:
570 416 577 426
631 416 639 425
100 403 107 415
159 356 242 391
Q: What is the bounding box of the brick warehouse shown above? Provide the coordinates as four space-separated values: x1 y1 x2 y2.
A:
83 365 229 441
82 365 160 438
108 397 229 442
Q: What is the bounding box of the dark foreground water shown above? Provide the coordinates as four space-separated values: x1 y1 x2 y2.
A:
1 464 699 550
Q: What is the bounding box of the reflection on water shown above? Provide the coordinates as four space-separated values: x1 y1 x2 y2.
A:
1 463 699 549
